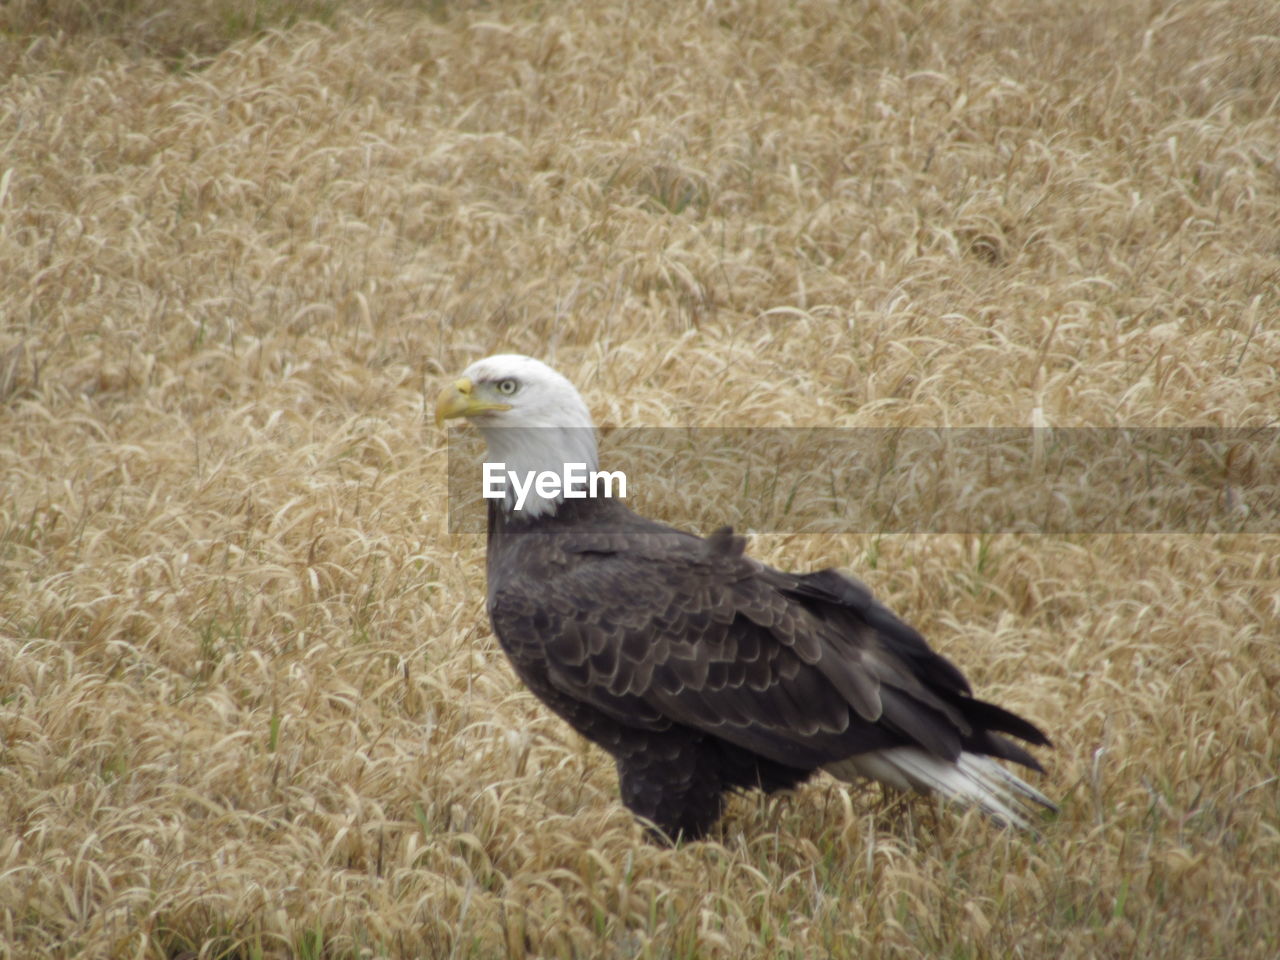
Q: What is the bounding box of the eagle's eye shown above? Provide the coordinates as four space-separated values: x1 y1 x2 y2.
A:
496 378 519 396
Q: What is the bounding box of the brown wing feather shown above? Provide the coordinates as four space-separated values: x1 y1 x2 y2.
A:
487 502 1049 778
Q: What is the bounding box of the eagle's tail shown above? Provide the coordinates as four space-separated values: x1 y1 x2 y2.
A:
824 747 1058 830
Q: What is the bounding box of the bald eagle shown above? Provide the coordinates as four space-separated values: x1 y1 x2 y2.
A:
437 355 1055 841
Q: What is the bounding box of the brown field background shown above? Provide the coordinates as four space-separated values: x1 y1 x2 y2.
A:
2 0 1278 957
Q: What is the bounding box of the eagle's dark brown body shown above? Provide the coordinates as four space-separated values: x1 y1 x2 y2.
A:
485 496 1050 841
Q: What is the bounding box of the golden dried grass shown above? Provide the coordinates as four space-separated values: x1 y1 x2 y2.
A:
2 0 1278 957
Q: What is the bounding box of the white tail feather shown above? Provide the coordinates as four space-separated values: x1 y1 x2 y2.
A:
825 747 1057 829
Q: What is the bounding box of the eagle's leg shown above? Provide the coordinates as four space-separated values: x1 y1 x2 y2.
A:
615 733 725 844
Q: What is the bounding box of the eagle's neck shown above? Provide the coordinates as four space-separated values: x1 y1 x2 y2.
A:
477 425 600 519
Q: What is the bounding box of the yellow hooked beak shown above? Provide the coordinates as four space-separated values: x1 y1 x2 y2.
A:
435 377 512 428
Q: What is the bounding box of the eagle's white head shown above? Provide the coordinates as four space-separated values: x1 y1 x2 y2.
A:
436 354 599 517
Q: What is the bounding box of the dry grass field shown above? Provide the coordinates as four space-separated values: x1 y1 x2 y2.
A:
3 0 1279 956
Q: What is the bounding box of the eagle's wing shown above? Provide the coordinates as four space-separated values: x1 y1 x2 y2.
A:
489 524 1048 772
